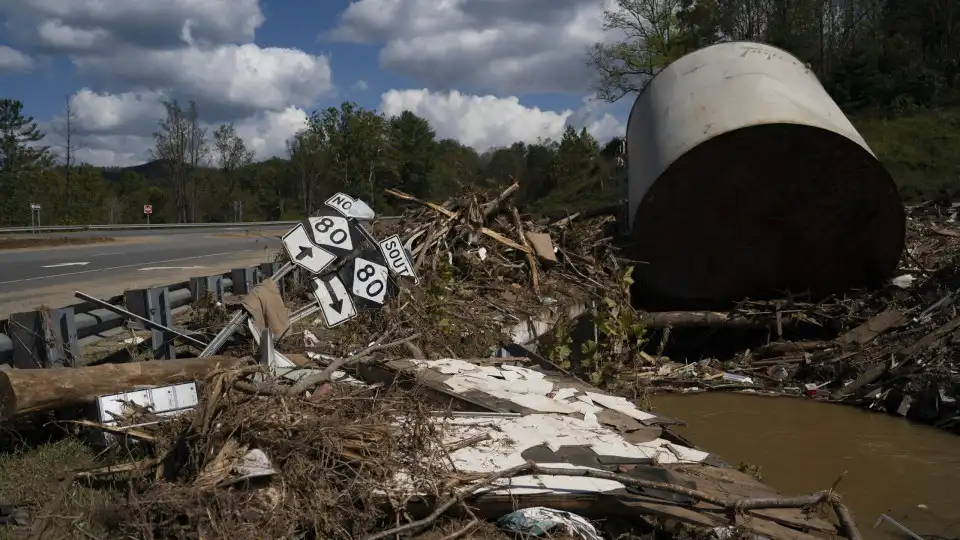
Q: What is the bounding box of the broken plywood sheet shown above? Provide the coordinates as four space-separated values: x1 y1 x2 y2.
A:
389 358 675 431
433 414 836 540
442 413 709 482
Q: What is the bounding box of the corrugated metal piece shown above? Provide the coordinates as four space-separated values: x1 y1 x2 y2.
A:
626 41 905 304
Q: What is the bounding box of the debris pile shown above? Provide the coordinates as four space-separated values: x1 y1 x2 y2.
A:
641 201 960 431
0 185 873 540
5 188 960 538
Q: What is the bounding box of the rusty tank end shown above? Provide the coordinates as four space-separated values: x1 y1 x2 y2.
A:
625 41 905 305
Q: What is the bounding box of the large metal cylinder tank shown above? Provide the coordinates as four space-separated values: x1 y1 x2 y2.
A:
626 41 905 305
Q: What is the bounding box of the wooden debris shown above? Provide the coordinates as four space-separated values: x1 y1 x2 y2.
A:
0 355 248 420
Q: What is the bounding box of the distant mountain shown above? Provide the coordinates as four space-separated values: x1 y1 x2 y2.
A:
99 159 215 183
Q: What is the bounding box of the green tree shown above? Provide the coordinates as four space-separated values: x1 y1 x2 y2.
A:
213 123 255 209
588 0 693 102
388 110 437 198
0 99 51 225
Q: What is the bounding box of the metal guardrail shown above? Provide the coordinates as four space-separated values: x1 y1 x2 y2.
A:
0 216 403 235
0 221 300 234
0 270 245 364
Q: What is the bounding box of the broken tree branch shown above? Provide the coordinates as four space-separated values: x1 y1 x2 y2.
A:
363 461 863 540
286 333 422 396
510 206 540 294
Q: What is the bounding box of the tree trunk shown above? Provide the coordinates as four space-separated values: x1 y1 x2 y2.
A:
0 355 249 420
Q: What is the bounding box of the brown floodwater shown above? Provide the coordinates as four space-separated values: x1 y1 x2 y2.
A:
652 392 960 540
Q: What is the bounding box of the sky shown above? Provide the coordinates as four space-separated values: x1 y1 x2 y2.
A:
0 0 631 168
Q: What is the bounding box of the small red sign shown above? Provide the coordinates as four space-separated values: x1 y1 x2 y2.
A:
143 205 153 214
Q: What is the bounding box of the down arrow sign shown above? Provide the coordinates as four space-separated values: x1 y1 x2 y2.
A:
326 281 344 313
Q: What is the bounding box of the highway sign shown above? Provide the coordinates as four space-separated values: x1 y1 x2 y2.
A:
339 248 397 310
282 223 336 275
30 203 40 210
311 275 357 328
305 213 355 254
325 192 375 220
351 256 389 304
378 234 419 283
143 204 152 214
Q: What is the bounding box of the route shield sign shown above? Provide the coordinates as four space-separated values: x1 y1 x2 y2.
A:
282 223 336 275
304 214 355 254
339 248 398 310
311 275 357 328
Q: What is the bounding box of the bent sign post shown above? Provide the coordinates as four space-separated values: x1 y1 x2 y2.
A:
280 194 413 329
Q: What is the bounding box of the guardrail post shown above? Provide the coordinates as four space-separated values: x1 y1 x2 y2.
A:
231 267 256 295
9 308 79 368
190 276 224 303
258 262 281 279
124 287 176 360
258 262 283 294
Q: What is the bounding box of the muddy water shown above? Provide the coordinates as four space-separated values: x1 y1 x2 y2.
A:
653 393 960 540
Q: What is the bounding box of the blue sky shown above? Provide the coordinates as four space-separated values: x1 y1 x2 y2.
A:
0 0 628 167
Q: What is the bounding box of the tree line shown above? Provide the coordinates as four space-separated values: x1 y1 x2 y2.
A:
1 0 957 226
0 97 620 226
591 0 959 113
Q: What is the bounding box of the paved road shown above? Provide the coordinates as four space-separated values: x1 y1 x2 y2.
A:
0 228 286 318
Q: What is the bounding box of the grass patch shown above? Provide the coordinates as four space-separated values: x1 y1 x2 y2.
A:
0 236 114 250
854 107 960 202
0 434 116 538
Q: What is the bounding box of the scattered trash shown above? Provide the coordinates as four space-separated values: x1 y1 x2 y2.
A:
497 507 601 540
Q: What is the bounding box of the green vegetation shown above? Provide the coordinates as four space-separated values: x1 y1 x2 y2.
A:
0 0 957 226
593 0 960 199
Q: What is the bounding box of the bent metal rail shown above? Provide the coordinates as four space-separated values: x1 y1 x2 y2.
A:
0 267 257 366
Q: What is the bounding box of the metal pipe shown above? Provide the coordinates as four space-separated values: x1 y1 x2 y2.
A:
199 262 294 357
73 291 208 349
0 272 233 363
873 514 924 540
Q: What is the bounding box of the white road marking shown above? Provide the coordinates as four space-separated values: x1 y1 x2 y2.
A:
0 250 253 285
139 265 207 271
89 251 125 257
41 261 90 268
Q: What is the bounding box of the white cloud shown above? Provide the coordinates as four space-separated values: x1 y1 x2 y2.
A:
0 45 34 72
380 89 623 152
74 134 155 168
328 0 614 95
353 79 369 91
233 107 309 160
62 89 308 167
69 89 167 134
3 0 264 53
73 44 333 120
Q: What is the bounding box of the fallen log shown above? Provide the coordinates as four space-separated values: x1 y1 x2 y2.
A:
637 311 789 329
0 355 249 420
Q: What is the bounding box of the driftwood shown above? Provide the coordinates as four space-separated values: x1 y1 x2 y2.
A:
637 311 784 329
364 461 863 540
0 355 248 420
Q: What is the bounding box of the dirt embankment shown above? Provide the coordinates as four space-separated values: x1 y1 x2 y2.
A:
0 236 114 251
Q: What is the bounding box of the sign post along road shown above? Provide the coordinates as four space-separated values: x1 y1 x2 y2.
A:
143 204 152 214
